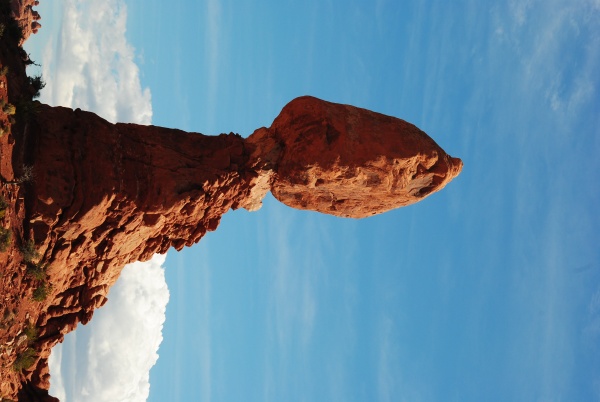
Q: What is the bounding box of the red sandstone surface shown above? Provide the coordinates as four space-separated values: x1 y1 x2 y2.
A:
10 0 41 43
0 2 462 401
262 96 463 218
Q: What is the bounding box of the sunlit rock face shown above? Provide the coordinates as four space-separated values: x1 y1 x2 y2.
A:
251 96 462 218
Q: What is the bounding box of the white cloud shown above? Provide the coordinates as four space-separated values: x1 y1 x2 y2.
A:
204 0 222 129
49 255 170 402
30 1 169 401
40 0 152 124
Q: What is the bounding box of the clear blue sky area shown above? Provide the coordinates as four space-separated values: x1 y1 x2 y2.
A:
26 1 600 401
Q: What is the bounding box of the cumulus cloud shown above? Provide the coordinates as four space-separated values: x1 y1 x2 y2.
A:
40 0 152 124
49 255 170 402
32 1 169 401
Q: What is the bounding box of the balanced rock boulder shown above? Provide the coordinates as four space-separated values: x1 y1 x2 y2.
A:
252 96 463 217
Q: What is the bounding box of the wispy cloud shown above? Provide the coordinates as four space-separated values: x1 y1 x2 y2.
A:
269 207 318 352
375 314 428 402
204 0 222 128
260 201 322 401
484 0 600 399
377 316 394 402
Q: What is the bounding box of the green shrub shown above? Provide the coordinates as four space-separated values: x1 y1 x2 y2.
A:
20 239 39 263
0 121 9 138
28 75 45 99
0 99 16 115
12 347 36 372
32 282 51 302
0 227 11 252
26 262 47 280
0 195 7 218
2 102 15 115
23 322 39 343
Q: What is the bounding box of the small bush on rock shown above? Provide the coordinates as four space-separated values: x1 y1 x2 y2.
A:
32 282 51 302
28 75 45 98
23 322 39 343
0 195 7 218
12 348 36 372
0 227 11 252
20 239 39 263
26 262 47 280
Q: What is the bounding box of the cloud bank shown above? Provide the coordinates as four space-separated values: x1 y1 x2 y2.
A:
40 0 152 124
49 255 169 402
31 1 169 401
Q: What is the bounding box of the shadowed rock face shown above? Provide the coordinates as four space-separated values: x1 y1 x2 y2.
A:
10 96 460 400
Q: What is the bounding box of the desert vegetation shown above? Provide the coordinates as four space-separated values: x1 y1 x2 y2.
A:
19 239 39 263
26 262 47 281
0 98 15 115
0 195 10 252
0 227 10 252
32 282 51 302
12 347 35 372
12 322 41 371
19 240 52 301
0 194 7 218
27 75 44 98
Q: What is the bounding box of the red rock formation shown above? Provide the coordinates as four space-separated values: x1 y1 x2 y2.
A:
26 96 461 360
1 96 461 401
25 103 267 353
10 0 41 44
0 4 462 398
255 96 463 218
0 2 461 400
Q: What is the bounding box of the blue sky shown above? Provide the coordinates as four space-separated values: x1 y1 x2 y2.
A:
24 0 600 401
